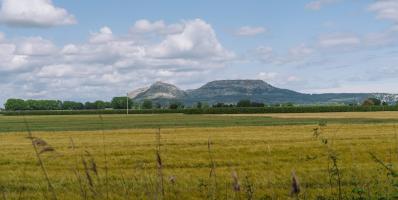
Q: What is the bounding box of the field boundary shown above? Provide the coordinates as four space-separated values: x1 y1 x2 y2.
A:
2 105 398 115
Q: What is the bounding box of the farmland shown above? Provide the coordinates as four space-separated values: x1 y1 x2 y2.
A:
1 112 398 199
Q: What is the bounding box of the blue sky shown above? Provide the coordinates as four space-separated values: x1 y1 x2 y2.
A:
0 0 398 105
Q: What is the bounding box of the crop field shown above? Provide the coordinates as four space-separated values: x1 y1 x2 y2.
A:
1 112 398 199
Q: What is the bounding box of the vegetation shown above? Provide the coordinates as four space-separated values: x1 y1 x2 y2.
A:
142 99 153 109
1 113 398 199
111 97 133 109
184 105 398 114
362 98 382 106
236 99 265 107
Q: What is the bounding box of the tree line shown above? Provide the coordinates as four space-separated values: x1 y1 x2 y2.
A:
4 97 128 111
3 97 396 111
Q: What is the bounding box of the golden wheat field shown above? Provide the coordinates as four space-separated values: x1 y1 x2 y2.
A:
1 113 398 199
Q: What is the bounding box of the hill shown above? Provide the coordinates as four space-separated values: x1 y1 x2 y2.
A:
129 80 398 105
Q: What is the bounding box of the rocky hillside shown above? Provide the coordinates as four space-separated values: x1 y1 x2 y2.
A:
130 81 187 103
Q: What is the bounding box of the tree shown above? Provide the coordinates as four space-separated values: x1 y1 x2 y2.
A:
196 102 202 109
237 99 251 107
111 97 133 109
169 101 184 109
155 103 162 109
62 101 84 110
362 98 381 106
94 100 107 109
142 100 153 109
24 100 62 110
4 99 27 111
84 102 97 109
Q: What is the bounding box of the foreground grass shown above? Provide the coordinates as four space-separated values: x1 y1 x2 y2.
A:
1 112 398 132
1 123 398 199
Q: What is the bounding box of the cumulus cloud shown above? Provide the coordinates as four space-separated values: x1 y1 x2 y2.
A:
368 0 398 23
0 0 76 27
89 27 114 43
150 19 234 61
0 18 235 104
235 26 266 36
16 37 58 56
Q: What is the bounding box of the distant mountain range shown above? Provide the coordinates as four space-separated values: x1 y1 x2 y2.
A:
128 80 398 105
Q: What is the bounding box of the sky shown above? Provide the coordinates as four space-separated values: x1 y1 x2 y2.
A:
1 0 398 106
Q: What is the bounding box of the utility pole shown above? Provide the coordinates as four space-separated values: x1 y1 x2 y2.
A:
126 93 129 116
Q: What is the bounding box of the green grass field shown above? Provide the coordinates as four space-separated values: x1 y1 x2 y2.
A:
2 113 398 132
1 112 398 199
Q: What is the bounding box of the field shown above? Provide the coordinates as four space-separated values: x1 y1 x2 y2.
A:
1 112 398 199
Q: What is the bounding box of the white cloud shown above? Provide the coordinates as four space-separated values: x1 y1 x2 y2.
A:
305 0 340 10
368 0 398 23
130 19 183 35
89 26 114 43
0 18 235 104
37 64 75 78
0 0 76 27
16 37 57 56
235 26 266 36
318 34 361 48
150 19 234 61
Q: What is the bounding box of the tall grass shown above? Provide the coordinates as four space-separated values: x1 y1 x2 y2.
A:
4 117 398 199
23 117 57 200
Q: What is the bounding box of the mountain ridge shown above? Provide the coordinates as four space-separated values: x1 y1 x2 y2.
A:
129 80 398 105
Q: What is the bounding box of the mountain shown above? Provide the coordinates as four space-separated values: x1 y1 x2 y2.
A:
131 81 187 104
129 80 398 105
185 80 306 104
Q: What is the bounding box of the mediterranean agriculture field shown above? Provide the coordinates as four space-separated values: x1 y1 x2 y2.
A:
1 112 398 199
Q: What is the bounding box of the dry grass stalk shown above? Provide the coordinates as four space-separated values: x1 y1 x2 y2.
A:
243 175 254 200
156 128 165 199
81 154 100 198
208 137 218 200
232 171 241 200
231 171 241 192
23 117 57 200
169 176 176 185
98 115 109 200
290 171 300 197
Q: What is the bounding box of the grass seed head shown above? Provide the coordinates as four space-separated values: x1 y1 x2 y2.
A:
291 171 300 196
232 171 241 192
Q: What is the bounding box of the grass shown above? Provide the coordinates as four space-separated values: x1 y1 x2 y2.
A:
1 112 398 132
1 112 398 199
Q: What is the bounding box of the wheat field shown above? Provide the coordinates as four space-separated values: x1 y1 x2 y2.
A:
1 113 398 199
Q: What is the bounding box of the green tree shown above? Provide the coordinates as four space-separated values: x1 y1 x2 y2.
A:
111 97 133 109
62 101 84 110
25 100 62 110
142 100 153 109
4 99 27 111
196 102 202 109
94 100 107 109
237 99 251 107
84 102 97 109
169 101 184 109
